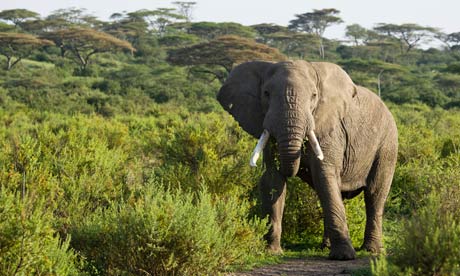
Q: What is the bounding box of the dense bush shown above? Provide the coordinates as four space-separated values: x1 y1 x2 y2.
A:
372 177 460 275
0 109 271 274
0 191 82 275
371 106 460 275
70 185 267 275
2 7 460 274
155 112 262 196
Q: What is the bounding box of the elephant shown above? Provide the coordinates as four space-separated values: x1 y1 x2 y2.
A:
217 60 398 260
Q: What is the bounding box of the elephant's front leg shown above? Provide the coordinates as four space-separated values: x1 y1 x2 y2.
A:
315 171 356 260
259 168 286 254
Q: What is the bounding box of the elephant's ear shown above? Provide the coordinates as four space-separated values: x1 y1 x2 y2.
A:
311 62 357 135
217 61 273 138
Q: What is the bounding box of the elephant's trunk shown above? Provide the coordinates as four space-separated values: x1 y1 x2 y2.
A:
277 111 323 177
278 137 303 177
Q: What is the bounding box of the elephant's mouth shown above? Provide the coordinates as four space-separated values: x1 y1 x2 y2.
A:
249 129 323 169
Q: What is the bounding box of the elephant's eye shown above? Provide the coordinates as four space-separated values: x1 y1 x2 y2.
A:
264 90 270 97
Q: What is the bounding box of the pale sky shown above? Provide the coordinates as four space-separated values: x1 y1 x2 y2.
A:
1 0 459 39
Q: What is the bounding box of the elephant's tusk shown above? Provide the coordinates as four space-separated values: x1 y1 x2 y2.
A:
307 131 324 161
250 129 270 167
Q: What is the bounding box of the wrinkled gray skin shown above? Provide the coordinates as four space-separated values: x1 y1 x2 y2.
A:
217 60 398 260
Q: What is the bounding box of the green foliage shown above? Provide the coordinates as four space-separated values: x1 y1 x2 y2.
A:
155 112 262 195
167 35 286 81
185 21 257 40
344 195 366 246
0 109 270 274
282 177 323 246
0 191 82 275
0 32 54 70
70 185 267 275
0 9 39 27
392 187 460 275
373 180 460 276
2 5 460 275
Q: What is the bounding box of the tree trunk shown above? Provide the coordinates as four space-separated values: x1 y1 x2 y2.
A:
377 70 384 97
319 38 325 59
5 56 21 71
6 56 12 71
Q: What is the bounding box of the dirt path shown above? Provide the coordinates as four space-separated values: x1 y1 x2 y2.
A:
229 257 370 276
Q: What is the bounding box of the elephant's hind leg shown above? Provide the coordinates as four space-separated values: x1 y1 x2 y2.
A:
259 169 286 254
362 147 397 253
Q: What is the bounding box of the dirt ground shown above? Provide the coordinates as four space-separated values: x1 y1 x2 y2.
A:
228 257 370 276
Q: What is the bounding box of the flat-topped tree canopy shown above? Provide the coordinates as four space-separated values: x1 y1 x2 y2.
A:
0 32 54 70
0 9 40 28
167 35 287 82
43 27 135 72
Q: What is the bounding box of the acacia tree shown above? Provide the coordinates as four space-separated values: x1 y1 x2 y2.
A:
373 23 438 53
167 35 286 82
21 8 103 35
288 8 343 59
46 8 102 28
0 9 39 29
184 22 256 40
173 1 197 22
345 24 378 46
251 23 288 44
0 22 15 32
437 32 460 60
129 9 185 36
43 28 135 72
105 12 149 44
339 58 407 97
446 32 460 47
0 32 54 70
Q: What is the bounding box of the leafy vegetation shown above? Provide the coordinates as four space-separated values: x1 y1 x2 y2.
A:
0 3 460 275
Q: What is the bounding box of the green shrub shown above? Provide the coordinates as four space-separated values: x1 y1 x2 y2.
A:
70 184 267 275
282 178 365 248
282 177 323 246
373 156 460 276
390 186 460 275
0 190 82 275
155 112 263 196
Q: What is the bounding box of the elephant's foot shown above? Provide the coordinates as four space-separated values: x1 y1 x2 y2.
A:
267 244 284 255
360 240 382 254
329 240 356 260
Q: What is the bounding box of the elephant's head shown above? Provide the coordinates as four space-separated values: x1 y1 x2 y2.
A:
217 60 356 177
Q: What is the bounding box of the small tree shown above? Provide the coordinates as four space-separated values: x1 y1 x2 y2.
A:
288 8 343 59
265 31 321 59
105 12 149 45
339 58 407 97
129 9 185 36
0 32 54 70
0 9 39 29
345 24 377 46
437 32 460 60
0 22 15 32
46 8 101 28
173 1 197 22
43 28 135 72
185 22 256 40
167 35 286 82
446 32 460 49
373 23 438 53
251 23 288 44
